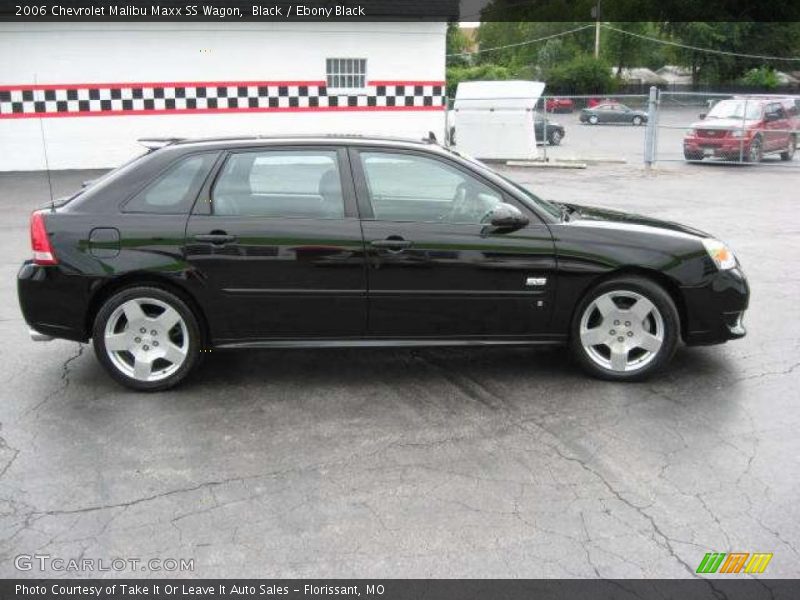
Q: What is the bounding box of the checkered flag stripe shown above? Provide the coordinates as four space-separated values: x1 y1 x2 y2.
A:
0 82 445 118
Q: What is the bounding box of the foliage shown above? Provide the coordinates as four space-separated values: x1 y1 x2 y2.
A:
740 67 780 90
446 22 471 67
445 64 514 98
545 56 616 94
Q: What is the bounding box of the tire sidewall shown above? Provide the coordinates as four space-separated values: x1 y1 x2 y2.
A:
92 286 202 391
569 277 680 381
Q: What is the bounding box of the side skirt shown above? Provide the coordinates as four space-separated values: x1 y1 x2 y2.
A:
215 338 567 350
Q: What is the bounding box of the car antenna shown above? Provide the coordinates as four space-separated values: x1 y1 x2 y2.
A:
34 76 55 210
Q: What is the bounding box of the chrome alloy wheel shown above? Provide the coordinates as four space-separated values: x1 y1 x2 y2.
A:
579 290 665 373
103 297 189 382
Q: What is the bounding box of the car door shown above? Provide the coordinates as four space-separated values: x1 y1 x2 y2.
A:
350 147 556 339
184 146 367 343
764 103 789 152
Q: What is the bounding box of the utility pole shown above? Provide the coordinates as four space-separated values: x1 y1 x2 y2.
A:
593 0 601 58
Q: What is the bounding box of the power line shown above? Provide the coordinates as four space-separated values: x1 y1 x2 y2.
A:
446 24 594 58
602 24 800 62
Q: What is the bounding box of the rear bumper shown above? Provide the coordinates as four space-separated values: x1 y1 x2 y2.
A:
682 267 750 346
17 262 91 343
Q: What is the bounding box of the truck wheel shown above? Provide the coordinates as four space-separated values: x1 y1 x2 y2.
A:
780 135 796 161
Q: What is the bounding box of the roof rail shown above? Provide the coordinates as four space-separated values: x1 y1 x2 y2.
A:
137 137 185 151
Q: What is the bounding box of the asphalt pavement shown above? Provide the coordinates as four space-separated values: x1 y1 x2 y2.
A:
0 160 798 580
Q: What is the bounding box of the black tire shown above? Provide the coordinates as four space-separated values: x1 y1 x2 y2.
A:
745 136 763 163
548 130 563 146
569 276 680 382
588 115 599 125
632 115 643 126
92 286 202 391
684 150 703 161
780 135 796 161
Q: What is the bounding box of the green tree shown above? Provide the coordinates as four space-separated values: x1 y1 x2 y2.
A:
546 55 616 94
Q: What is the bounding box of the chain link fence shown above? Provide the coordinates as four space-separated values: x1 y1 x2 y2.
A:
445 89 799 169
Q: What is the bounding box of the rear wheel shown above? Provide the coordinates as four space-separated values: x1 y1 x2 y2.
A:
92 286 202 391
549 130 563 145
780 135 796 161
570 277 680 381
588 115 599 125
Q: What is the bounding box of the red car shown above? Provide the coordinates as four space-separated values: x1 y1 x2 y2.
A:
545 97 574 113
683 97 797 162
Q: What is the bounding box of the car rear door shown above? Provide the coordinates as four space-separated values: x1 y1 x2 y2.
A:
764 102 789 151
183 145 367 344
350 147 556 339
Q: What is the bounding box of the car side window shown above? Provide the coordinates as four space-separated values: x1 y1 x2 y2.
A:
212 150 344 219
359 151 505 225
124 153 216 214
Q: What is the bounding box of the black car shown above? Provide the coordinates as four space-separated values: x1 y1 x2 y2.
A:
580 102 648 125
18 135 748 391
534 114 565 145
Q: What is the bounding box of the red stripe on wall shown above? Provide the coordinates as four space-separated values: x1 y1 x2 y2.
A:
0 80 329 92
0 105 447 120
369 81 445 86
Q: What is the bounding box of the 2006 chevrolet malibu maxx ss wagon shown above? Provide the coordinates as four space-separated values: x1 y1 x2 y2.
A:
18 135 749 391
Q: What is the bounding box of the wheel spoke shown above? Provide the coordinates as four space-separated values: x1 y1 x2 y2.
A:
610 347 628 371
133 357 152 380
629 297 655 322
105 332 130 352
156 307 182 332
637 332 662 353
122 299 146 323
580 327 608 347
162 342 187 366
594 294 617 318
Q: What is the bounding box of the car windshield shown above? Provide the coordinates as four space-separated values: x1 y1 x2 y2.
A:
707 99 762 120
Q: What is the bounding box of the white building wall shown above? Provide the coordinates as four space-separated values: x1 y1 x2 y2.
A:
0 22 446 170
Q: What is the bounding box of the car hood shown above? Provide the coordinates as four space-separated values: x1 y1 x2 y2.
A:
689 117 758 129
560 203 711 239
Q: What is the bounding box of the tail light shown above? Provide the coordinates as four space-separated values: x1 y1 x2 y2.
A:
30 211 58 265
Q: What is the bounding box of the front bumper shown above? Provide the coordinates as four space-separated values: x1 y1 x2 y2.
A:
18 262 91 343
684 137 753 160
681 266 750 346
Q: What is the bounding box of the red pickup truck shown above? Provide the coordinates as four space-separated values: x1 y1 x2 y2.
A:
683 96 797 162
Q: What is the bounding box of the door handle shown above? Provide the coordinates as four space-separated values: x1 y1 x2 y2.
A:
370 238 412 251
194 233 236 245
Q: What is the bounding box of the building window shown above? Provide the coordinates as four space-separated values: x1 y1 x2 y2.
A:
326 58 367 90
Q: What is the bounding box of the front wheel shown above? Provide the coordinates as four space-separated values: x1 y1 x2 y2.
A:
548 130 563 145
570 277 680 381
588 115 599 125
780 135 796 161
92 286 202 391
746 137 763 163
632 115 644 126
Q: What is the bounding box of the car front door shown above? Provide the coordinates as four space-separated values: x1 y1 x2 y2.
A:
350 147 557 339
764 103 789 151
184 146 367 343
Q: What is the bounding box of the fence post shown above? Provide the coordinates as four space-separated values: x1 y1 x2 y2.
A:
644 86 659 168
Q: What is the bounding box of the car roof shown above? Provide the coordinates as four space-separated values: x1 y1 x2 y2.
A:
144 134 443 152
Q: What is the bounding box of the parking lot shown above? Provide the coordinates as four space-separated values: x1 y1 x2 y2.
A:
0 158 798 580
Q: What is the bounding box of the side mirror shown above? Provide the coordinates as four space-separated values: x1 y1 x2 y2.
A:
485 204 529 233
698 113 706 120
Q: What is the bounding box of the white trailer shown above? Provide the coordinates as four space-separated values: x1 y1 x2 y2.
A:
451 80 545 160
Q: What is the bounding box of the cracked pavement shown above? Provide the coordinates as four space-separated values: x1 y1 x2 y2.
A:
0 162 797 579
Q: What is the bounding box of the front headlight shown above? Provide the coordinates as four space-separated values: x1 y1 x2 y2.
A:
729 129 746 138
686 128 696 136
702 238 737 270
